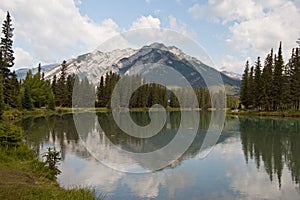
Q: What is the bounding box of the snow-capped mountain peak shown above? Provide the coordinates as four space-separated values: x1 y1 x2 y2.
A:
41 43 240 89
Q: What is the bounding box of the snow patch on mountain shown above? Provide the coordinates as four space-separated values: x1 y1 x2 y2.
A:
44 48 138 84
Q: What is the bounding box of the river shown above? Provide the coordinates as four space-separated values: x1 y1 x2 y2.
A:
19 112 300 200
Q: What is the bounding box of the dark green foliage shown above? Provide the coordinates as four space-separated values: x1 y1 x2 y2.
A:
254 57 263 109
248 66 255 108
240 61 250 108
0 13 20 109
96 71 120 108
96 76 105 107
47 92 56 110
272 42 284 110
0 76 4 118
55 61 68 107
290 48 300 110
0 49 10 82
261 49 273 111
6 71 20 108
240 41 300 111
0 122 22 147
22 86 32 110
95 71 213 109
66 74 75 107
21 68 55 110
0 11 14 69
42 147 61 179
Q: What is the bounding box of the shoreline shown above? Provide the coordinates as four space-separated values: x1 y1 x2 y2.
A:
4 107 300 122
228 110 300 118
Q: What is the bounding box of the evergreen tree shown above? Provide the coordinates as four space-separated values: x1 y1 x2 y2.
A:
282 54 293 109
6 71 20 108
0 50 9 84
51 74 58 105
56 60 68 106
240 61 250 108
272 42 284 110
261 49 274 111
248 66 255 108
254 57 262 109
96 76 105 107
22 86 32 110
46 91 55 110
66 74 75 107
0 11 14 69
21 69 55 109
0 75 5 117
290 47 300 110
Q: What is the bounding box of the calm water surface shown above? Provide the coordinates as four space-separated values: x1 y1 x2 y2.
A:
20 112 300 200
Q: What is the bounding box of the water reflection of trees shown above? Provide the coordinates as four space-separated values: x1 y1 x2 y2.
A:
240 117 300 188
20 114 84 160
97 111 213 154
21 112 236 171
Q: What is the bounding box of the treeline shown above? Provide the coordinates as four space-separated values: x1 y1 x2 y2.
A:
95 71 216 109
240 41 300 111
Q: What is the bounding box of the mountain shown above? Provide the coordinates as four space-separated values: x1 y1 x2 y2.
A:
221 70 242 80
40 43 240 92
16 64 58 80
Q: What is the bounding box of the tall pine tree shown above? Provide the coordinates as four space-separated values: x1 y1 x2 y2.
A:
290 47 300 110
56 60 68 106
254 57 262 109
272 42 284 110
240 61 250 108
0 12 17 107
248 66 255 108
0 11 14 69
0 75 5 117
261 49 274 111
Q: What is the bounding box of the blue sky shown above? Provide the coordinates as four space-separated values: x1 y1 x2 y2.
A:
1 0 300 73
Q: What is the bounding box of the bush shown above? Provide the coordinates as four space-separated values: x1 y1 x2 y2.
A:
0 123 23 148
42 147 62 179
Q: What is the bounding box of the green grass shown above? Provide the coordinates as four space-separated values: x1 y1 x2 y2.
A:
0 144 103 200
0 122 104 200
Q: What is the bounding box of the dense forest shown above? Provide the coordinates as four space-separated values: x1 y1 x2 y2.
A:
240 41 300 111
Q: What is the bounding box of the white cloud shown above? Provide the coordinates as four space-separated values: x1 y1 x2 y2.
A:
130 15 161 30
0 0 119 69
188 0 300 72
218 55 251 73
14 47 36 69
168 15 197 39
228 1 300 60
188 1 262 23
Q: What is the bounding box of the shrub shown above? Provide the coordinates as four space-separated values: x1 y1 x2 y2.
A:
0 123 23 148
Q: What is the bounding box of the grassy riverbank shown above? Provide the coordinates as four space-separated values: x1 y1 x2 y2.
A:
0 116 104 200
